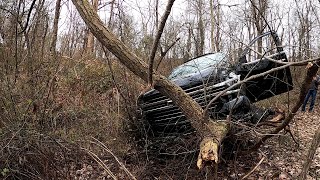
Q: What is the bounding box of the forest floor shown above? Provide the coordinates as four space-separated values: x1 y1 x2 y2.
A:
70 106 320 180
223 107 320 180
233 106 320 180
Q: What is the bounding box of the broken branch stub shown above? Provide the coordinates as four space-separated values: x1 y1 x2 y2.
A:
197 137 218 169
71 0 228 170
197 120 229 169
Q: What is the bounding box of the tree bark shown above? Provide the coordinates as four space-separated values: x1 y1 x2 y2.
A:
71 0 228 169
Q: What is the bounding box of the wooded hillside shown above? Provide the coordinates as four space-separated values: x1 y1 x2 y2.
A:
1 0 320 179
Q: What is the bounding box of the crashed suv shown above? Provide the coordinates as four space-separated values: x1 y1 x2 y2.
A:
138 31 293 137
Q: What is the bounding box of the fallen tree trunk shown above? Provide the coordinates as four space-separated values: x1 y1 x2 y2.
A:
71 0 227 169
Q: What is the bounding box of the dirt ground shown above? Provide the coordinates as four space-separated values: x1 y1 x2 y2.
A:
242 106 320 179
262 107 320 179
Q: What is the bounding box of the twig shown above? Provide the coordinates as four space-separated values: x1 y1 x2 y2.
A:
1 122 26 153
155 37 180 70
91 137 137 180
102 47 132 119
102 48 125 100
82 147 118 180
241 156 265 179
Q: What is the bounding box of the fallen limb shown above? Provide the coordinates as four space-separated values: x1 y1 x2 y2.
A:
256 109 284 126
71 0 320 172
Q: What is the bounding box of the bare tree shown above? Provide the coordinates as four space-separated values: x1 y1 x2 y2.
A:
197 0 205 55
250 0 269 58
187 0 205 56
210 0 221 52
50 0 62 56
84 0 99 55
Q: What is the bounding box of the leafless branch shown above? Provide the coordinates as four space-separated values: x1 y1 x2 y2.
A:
91 137 137 180
248 0 273 32
102 47 133 119
148 0 175 84
155 37 180 70
241 156 265 179
251 62 319 150
19 0 37 34
82 147 118 180
102 47 127 101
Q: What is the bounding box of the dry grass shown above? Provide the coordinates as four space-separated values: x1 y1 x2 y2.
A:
0 50 145 179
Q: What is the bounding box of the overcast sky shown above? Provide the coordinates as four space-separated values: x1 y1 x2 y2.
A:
52 0 320 57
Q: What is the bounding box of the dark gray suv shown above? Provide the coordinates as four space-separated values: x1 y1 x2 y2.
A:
138 31 293 137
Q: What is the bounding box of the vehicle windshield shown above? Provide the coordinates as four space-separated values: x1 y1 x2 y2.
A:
168 52 227 80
